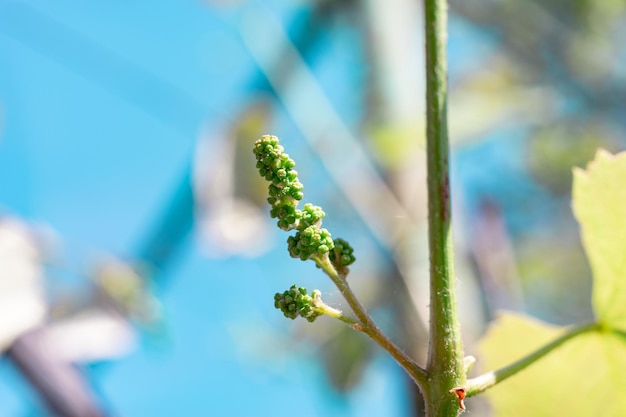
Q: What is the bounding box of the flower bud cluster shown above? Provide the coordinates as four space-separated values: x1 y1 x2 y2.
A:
253 135 304 231
287 225 334 260
254 135 335 261
274 285 323 322
331 238 356 269
299 203 325 228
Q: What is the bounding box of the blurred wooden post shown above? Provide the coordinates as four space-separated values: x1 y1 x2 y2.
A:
7 328 107 417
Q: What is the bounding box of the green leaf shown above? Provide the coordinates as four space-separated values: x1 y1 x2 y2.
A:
475 150 626 416
573 149 626 330
479 313 626 416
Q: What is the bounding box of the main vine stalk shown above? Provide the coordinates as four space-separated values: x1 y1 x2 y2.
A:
422 0 465 415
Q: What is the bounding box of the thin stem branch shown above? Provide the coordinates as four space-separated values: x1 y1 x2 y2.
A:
465 322 600 397
314 301 358 327
314 255 429 386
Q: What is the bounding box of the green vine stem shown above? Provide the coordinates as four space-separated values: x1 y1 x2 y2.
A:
422 0 465 414
465 322 600 397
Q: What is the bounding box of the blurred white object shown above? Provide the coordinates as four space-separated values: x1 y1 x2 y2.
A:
0 218 46 351
363 0 425 127
44 309 135 363
194 133 271 258
0 216 136 361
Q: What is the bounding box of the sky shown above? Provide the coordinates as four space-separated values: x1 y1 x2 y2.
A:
0 1 414 416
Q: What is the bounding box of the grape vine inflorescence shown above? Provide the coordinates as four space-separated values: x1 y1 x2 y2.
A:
253 134 357 321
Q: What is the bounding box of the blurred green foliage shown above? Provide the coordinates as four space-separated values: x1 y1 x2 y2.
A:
478 151 626 416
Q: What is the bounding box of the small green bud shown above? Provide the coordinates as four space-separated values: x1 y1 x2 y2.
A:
280 154 295 168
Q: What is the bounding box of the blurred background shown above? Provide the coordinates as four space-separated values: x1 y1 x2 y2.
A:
1 0 625 416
